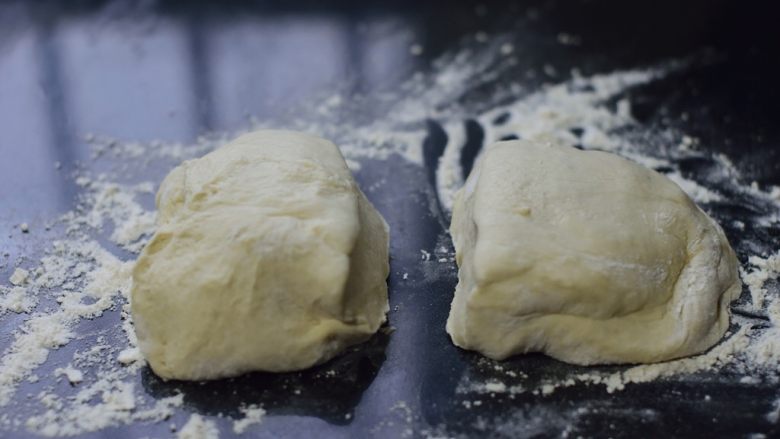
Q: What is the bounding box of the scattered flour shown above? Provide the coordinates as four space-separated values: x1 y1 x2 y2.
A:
741 251 780 311
232 405 266 434
576 324 753 393
117 347 143 366
435 67 661 209
64 178 157 253
9 268 29 286
55 365 84 385
0 174 167 434
433 61 735 210
178 414 220 439
0 285 36 314
483 382 507 393
666 172 723 203
25 380 183 437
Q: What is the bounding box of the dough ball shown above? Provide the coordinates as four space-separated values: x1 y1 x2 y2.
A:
131 130 390 380
446 140 740 365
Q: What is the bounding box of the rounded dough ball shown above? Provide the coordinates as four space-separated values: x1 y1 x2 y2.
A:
446 140 740 365
131 130 390 380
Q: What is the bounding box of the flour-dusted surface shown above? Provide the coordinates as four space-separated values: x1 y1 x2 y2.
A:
1 1 779 438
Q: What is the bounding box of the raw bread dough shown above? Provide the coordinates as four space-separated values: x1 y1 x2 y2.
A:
131 130 389 380
446 140 740 365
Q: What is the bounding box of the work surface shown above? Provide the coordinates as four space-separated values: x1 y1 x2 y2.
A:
1 1 779 437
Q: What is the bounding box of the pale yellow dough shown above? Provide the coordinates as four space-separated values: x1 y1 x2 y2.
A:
446 140 740 365
132 130 389 380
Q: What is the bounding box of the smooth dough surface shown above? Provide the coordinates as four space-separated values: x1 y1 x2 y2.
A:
446 140 740 365
132 130 389 380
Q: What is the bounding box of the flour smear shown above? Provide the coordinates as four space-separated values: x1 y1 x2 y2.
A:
1 31 779 437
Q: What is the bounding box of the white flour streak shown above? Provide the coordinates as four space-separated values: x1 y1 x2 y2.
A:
742 251 780 311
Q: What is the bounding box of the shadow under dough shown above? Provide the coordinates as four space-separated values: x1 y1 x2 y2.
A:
141 328 391 426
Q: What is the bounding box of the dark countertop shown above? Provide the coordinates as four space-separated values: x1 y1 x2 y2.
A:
1 1 779 437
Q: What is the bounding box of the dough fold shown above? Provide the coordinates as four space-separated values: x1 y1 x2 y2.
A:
132 130 389 380
446 140 740 365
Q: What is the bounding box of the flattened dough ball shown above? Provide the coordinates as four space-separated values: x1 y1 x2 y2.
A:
446 140 740 365
131 130 390 380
